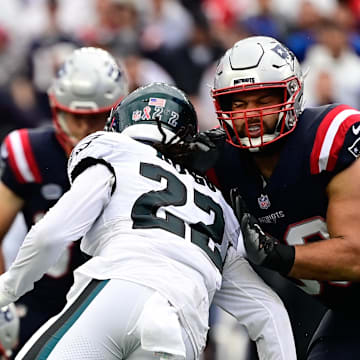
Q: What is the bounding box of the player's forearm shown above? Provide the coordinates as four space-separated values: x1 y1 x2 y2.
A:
214 253 297 360
0 222 70 305
289 237 360 281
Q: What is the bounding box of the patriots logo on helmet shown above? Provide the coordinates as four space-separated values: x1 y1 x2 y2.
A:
258 194 271 210
271 44 295 71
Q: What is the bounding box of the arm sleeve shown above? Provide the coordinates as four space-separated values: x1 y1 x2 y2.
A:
0 164 114 306
213 248 297 360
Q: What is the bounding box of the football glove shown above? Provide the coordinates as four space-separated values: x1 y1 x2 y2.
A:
230 188 295 275
171 128 227 175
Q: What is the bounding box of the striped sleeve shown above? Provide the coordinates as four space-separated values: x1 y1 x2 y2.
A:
3 129 42 183
310 105 360 174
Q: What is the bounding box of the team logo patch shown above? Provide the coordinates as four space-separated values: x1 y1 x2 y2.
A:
148 97 166 107
348 138 360 158
258 194 271 210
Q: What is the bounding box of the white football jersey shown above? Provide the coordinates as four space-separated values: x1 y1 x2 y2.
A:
68 131 242 354
0 131 296 359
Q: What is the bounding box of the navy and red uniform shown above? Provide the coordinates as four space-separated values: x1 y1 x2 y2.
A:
210 104 360 359
0 125 85 354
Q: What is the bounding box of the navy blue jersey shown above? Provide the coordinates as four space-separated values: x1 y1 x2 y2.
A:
211 104 360 310
0 125 85 313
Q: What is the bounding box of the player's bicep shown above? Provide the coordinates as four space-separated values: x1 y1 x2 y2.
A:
326 157 360 240
0 182 24 240
70 157 116 195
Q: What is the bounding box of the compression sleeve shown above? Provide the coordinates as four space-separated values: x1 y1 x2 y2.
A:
213 247 297 360
0 164 114 306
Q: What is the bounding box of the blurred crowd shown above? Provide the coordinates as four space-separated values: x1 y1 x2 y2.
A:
1 1 360 359
1 0 360 142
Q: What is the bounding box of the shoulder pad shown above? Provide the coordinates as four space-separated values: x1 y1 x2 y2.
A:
2 129 42 183
68 131 127 184
310 104 360 174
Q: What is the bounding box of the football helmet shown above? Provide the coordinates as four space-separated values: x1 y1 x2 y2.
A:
0 303 19 359
48 47 129 153
106 82 198 143
212 36 304 150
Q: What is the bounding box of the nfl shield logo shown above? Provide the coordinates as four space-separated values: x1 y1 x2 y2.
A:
258 194 271 210
132 110 142 121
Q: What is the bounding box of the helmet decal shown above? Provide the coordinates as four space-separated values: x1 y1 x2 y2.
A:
105 82 197 144
271 44 295 71
148 97 167 107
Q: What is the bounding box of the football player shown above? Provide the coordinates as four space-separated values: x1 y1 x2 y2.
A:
0 46 128 355
0 83 296 359
184 35 360 359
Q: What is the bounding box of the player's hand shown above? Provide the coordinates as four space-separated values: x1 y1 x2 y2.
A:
230 188 279 265
192 128 227 151
174 128 227 175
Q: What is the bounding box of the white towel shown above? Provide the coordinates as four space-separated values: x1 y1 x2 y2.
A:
129 292 186 359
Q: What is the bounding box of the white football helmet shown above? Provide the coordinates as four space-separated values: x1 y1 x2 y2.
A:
48 47 129 153
212 36 304 150
0 303 19 359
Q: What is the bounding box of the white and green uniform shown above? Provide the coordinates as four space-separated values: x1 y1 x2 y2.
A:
0 131 296 360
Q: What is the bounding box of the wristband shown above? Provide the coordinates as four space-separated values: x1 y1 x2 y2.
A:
262 243 295 276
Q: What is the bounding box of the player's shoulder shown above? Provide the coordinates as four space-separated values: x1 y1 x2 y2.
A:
69 131 131 161
1 125 58 184
301 103 340 121
68 131 136 183
300 104 360 174
2 125 56 153
300 103 359 130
